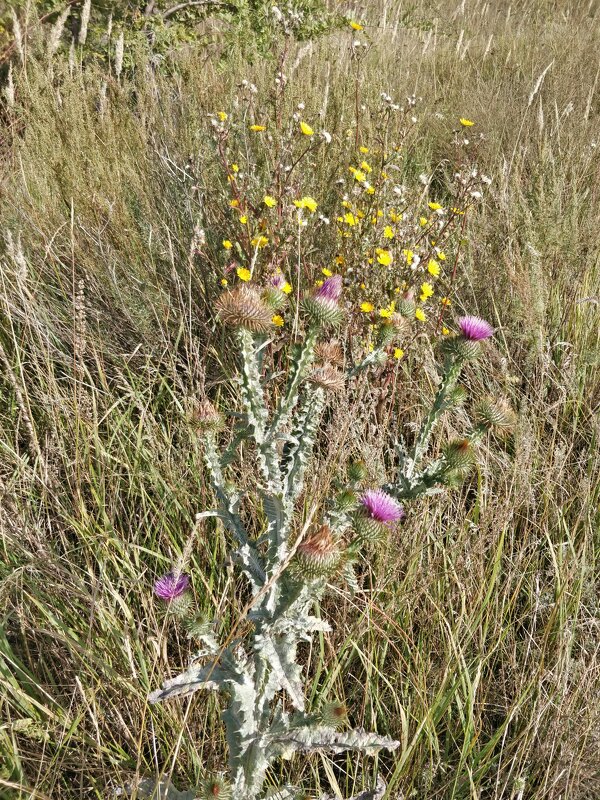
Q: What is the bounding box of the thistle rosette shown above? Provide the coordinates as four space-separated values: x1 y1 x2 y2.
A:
215 284 273 333
154 572 192 615
353 489 405 543
302 275 344 328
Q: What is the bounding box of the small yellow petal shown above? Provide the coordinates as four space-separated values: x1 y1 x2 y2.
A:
415 307 426 322
237 267 252 282
222 240 233 250
249 124 266 131
460 118 475 127
428 202 443 211
350 20 363 30
322 268 333 277
282 282 292 294
393 347 404 359
300 121 314 136
217 111 228 121
263 195 277 208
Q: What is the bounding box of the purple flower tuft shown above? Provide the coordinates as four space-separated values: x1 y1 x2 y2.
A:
457 315 494 341
270 272 286 289
359 489 405 524
154 572 190 602
315 275 343 302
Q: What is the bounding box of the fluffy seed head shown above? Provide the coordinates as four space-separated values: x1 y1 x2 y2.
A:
458 315 494 341
215 285 273 333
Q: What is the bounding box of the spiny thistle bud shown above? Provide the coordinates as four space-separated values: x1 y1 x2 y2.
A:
397 289 416 317
475 397 517 433
347 460 368 483
315 340 345 367
443 438 475 471
377 322 396 348
353 489 405 543
308 364 346 392
448 385 468 407
319 701 348 729
153 572 192 616
262 274 289 310
185 613 214 640
389 312 411 336
199 775 232 800
335 489 358 511
215 285 273 333
189 398 224 432
295 524 340 579
302 276 344 328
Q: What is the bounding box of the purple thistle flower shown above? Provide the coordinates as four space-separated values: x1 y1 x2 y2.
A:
457 316 494 341
359 489 405 524
154 572 190 602
315 275 342 302
270 272 286 289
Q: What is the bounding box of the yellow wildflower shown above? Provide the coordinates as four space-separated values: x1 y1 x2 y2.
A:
231 164 239 173
420 282 434 300
415 307 426 322
300 121 314 136
222 240 233 250
389 211 400 223
428 202 443 211
440 297 452 306
442 326 450 335
230 199 239 208
403 249 415 265
379 308 393 319
263 195 277 208
377 250 393 266
239 216 248 224
344 212 356 226
438 251 447 261
294 196 318 213
237 267 251 281
341 200 352 208
322 268 333 277
353 170 367 183
272 314 284 327
336 255 345 265
460 118 475 127
359 282 366 290
360 161 372 173
356 210 365 219
249 124 266 131
419 216 428 227
427 259 440 276
350 20 363 30
359 146 369 154
365 185 375 195
251 235 269 248
282 282 292 294
384 225 394 239
220 278 228 286
393 347 404 359
361 302 374 313
217 111 228 121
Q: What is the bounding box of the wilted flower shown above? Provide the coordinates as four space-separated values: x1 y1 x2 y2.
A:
215 285 273 333
189 398 224 432
309 364 346 392
458 315 494 341
295 525 340 579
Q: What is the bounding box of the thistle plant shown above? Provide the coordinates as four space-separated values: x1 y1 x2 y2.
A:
147 280 512 800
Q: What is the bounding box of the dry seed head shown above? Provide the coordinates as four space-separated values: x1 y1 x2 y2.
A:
215 285 273 333
309 364 346 392
315 340 345 367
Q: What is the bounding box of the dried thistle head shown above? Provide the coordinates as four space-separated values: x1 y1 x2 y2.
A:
308 364 346 392
315 340 345 367
443 438 475 472
215 285 273 333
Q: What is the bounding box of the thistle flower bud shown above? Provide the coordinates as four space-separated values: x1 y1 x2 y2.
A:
315 340 345 367
397 289 416 317
199 775 232 800
308 365 346 392
443 438 475 471
215 285 273 333
302 276 344 328
154 572 192 616
335 489 358 511
347 460 368 483
475 397 516 433
295 524 340 579
263 274 289 310
319 701 348 729
189 398 224 432
353 489 404 543
377 322 396 348
448 385 468 407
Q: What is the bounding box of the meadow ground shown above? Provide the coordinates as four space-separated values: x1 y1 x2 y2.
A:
1 0 599 798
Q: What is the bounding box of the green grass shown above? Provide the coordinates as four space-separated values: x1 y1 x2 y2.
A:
1 0 600 798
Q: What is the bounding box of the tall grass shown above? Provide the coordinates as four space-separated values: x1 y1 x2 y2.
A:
1 0 599 798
